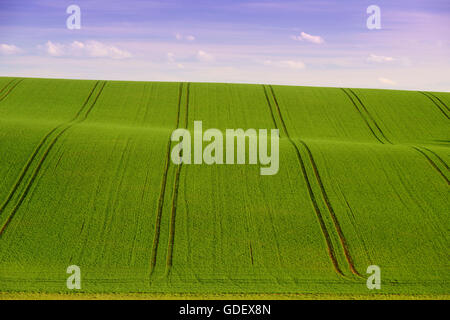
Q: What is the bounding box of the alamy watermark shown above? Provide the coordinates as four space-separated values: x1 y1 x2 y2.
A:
66 265 81 289
367 5 381 30
66 4 81 30
366 265 381 289
170 121 280 176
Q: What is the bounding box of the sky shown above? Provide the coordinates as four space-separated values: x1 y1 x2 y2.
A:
0 0 449 91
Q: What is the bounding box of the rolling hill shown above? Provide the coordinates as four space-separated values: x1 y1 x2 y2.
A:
0 77 448 298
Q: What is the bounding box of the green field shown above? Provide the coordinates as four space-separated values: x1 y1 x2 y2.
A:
0 77 448 299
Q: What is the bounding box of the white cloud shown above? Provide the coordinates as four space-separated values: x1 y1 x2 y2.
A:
291 32 324 44
167 52 175 63
378 77 397 85
280 60 306 69
175 33 196 41
367 54 395 63
167 52 184 69
264 59 305 69
44 41 65 57
0 44 23 55
41 40 132 59
197 50 214 62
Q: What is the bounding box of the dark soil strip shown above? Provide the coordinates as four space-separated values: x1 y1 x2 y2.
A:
298 139 363 277
419 92 449 119
0 79 24 102
166 83 190 275
427 92 449 112
0 81 106 236
149 140 173 275
0 78 16 95
165 157 183 272
412 147 449 184
343 89 448 184
0 81 100 216
347 88 393 144
421 147 449 170
262 85 278 129
150 83 184 275
263 85 345 277
340 88 386 144
269 85 362 277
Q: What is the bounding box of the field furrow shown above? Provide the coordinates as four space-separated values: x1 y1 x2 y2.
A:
412 147 449 184
150 83 184 276
265 85 350 278
0 80 182 292
340 88 386 144
347 89 448 183
0 81 100 213
0 79 16 95
429 92 450 112
419 92 449 119
165 83 190 276
269 85 362 278
0 79 24 102
420 146 449 169
298 139 363 278
346 88 392 144
0 81 104 235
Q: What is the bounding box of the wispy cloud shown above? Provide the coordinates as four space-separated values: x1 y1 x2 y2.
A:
378 77 397 86
0 44 23 55
167 52 176 63
264 59 305 69
175 33 196 41
291 32 324 44
197 50 214 62
167 52 184 69
40 41 132 59
367 54 395 63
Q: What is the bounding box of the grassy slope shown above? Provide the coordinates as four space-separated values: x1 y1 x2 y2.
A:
169 84 344 293
0 78 448 298
271 86 449 294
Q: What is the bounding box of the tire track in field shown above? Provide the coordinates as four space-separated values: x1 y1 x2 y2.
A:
341 196 372 265
0 79 16 95
346 88 393 144
262 86 295 271
298 139 363 277
419 91 449 118
421 147 449 170
149 83 183 276
98 137 133 258
269 85 363 278
340 88 386 144
346 88 449 183
428 92 449 112
0 79 24 102
165 151 183 273
263 85 346 277
412 147 449 184
341 88 391 144
0 81 100 215
166 83 190 275
0 81 106 236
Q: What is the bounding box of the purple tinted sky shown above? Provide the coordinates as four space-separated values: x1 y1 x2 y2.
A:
0 0 449 91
